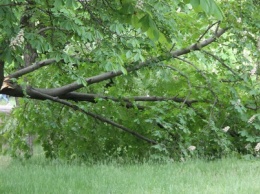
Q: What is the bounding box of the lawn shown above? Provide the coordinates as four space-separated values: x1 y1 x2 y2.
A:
0 154 260 194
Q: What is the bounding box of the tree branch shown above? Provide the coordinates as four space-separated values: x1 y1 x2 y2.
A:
197 21 220 42
158 64 193 107
28 87 157 145
202 50 242 79
0 61 4 89
8 59 56 79
62 92 198 105
174 56 218 100
4 28 229 98
29 28 230 96
171 28 229 57
0 81 198 108
38 27 57 34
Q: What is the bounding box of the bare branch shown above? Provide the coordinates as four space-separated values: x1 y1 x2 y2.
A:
171 28 229 57
38 27 56 34
0 81 198 107
245 105 259 111
9 59 56 79
35 62 150 96
65 92 198 105
0 61 4 89
197 21 220 43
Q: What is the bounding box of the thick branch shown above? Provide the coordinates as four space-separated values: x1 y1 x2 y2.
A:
30 28 229 96
4 28 229 97
171 28 229 57
62 92 198 107
28 87 157 145
0 82 198 108
0 61 4 89
34 62 150 96
1 29 228 104
9 59 56 78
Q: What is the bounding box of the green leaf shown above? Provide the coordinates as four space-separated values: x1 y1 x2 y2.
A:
120 2 135 15
191 0 224 20
200 0 210 13
131 15 141 28
147 28 159 41
54 0 64 9
139 14 150 32
66 0 73 7
120 66 128 75
211 1 224 20
126 50 132 59
190 0 200 7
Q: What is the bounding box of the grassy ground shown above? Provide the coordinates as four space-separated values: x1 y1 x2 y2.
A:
0 154 260 194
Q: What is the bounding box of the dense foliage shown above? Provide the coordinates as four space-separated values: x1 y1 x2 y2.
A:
0 0 259 161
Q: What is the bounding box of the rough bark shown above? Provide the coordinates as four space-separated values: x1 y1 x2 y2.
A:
0 61 4 89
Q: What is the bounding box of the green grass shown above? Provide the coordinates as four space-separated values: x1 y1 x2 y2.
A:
0 155 260 194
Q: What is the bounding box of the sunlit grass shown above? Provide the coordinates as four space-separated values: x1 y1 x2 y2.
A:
0 154 260 194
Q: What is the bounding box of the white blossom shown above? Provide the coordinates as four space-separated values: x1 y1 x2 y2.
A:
254 143 260 152
10 29 24 48
248 115 256 123
135 0 144 9
188 146 196 151
237 17 242 23
245 144 251 150
250 67 257 76
235 99 241 106
222 126 230 132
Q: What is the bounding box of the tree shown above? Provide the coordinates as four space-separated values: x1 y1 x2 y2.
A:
0 0 259 160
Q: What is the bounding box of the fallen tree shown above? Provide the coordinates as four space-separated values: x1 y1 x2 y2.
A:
0 0 259 160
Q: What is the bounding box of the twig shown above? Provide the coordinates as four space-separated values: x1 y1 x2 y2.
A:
174 56 218 100
38 27 57 34
197 21 220 43
202 50 242 79
158 64 193 107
